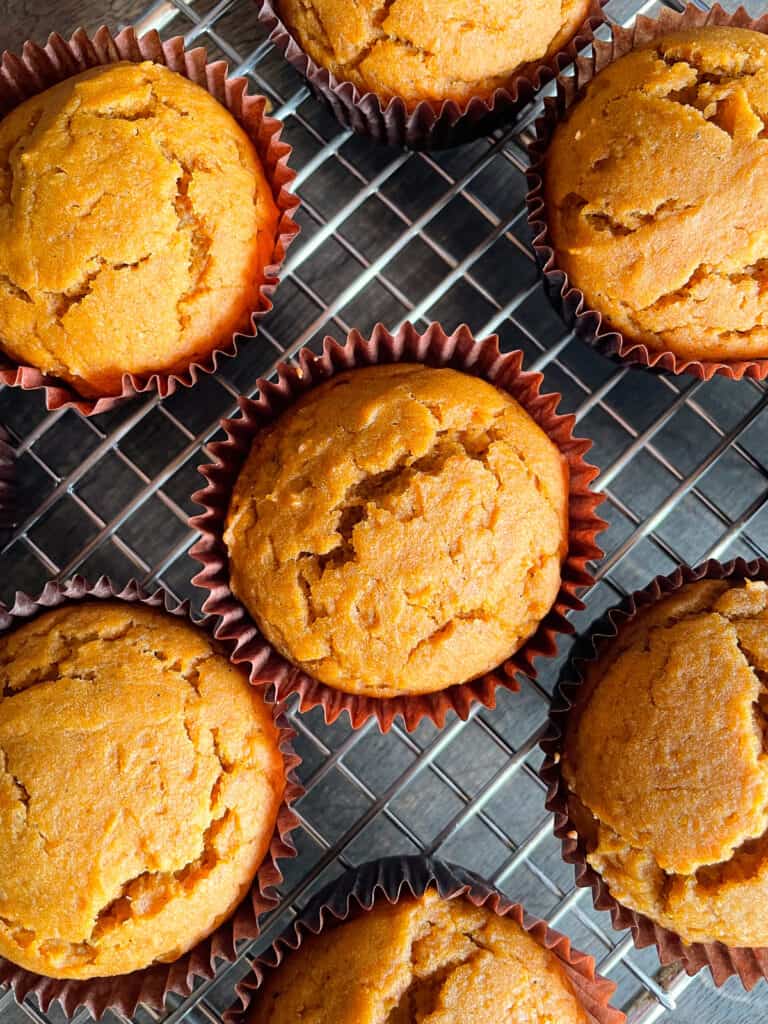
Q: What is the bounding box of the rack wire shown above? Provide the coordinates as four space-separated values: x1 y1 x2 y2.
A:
2 0 768 1020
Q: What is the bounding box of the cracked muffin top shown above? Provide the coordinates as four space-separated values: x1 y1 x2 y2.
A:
545 27 768 363
224 363 569 698
562 579 768 947
276 0 593 107
0 601 285 979
0 60 279 397
250 890 590 1023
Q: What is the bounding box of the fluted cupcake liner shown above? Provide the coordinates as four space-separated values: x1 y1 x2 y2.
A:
541 556 768 989
526 3 768 381
0 575 304 1019
0 26 300 416
189 321 605 732
255 0 607 149
224 854 625 1023
0 427 14 531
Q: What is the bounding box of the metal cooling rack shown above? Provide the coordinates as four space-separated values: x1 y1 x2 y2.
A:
2 0 768 1021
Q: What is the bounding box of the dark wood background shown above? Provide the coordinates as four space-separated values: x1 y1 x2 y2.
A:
2 1 145 51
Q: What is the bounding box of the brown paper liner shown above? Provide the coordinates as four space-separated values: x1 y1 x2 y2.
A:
190 321 605 732
0 427 14 531
255 0 607 149
0 575 303 1018
224 855 625 1024
541 556 768 989
0 26 300 416
526 3 768 381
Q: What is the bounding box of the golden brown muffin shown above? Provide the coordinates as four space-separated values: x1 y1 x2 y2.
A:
562 578 768 947
277 0 593 107
224 363 569 698
545 27 768 363
251 891 589 1023
0 601 285 979
0 61 279 397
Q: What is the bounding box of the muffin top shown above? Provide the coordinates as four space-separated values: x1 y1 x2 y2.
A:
0 61 279 397
0 601 285 979
562 579 768 947
545 27 768 363
277 0 593 106
224 363 569 698
251 890 589 1023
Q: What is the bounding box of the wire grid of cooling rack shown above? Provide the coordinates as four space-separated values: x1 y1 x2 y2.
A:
2 0 768 1021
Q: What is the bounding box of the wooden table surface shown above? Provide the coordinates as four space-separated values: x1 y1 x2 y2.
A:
2 1 147 51
2 2 767 1021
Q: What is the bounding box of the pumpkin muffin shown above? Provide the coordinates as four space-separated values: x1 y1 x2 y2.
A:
224 363 569 698
251 890 589 1023
545 27 768 363
276 0 594 107
0 601 285 979
0 60 279 397
562 578 768 948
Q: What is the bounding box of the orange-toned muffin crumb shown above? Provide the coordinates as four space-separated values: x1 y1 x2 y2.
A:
563 579 768 946
224 363 569 698
277 0 593 106
0 61 279 397
0 602 285 979
251 891 589 1023
546 27 768 363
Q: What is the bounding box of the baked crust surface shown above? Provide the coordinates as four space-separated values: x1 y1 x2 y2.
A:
546 28 768 362
251 891 589 1023
0 601 285 978
563 579 768 946
277 0 593 106
225 363 568 698
0 61 278 396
